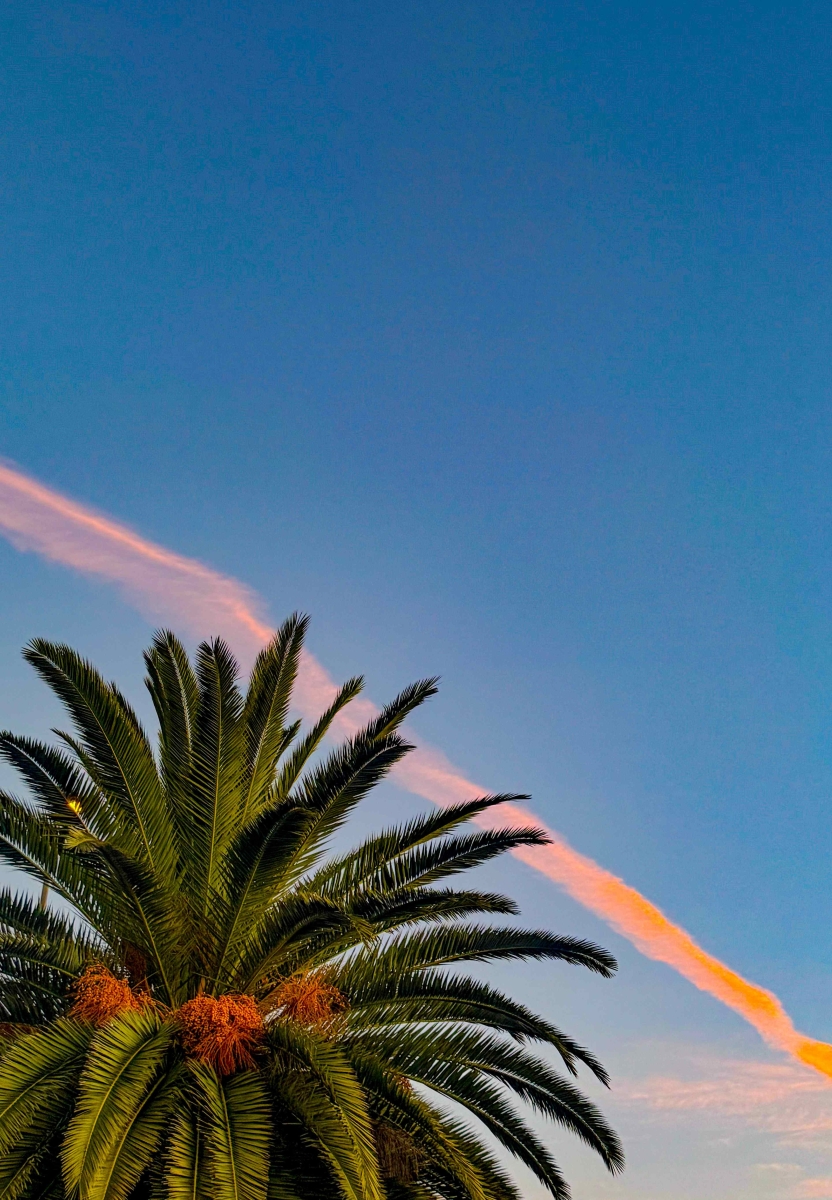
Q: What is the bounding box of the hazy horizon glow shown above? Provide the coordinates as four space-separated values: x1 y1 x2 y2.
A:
1 457 829 1082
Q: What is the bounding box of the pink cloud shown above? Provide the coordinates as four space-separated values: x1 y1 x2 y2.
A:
792 1180 832 1198
0 460 273 656
621 1059 832 1146
3 459 832 1085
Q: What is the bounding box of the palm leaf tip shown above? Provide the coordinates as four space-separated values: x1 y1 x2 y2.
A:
365 678 440 740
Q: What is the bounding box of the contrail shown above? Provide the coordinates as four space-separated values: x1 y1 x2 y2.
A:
1 458 830 1080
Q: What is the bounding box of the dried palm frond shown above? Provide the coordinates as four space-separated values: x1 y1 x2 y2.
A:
375 1123 422 1182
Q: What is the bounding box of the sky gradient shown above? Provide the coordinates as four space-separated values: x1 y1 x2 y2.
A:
3 2 832 1196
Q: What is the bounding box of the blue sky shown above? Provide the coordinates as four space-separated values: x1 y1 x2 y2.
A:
3 2 832 1195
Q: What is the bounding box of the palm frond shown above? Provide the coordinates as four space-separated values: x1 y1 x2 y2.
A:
314 823 545 901
344 887 518 933
279 732 412 880
345 1050 493 1200
212 805 319 988
354 1026 622 1171
188 640 246 913
0 1138 58 1200
166 1110 211 1200
84 1064 185 1200
340 969 609 1082
271 678 364 803
0 1018 91 1153
0 887 98 947
144 630 200 856
0 929 89 1003
268 1022 382 1200
65 836 183 1002
416 1115 521 1200
231 893 361 994
401 1056 571 1200
62 1009 174 1197
340 924 618 977
23 640 176 886
358 681 439 741
305 795 532 896
241 614 309 823
188 1063 271 1200
0 734 101 830
0 791 113 930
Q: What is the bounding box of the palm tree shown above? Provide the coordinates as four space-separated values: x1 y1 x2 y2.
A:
0 616 623 1200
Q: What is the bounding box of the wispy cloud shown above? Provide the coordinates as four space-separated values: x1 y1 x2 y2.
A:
2 458 832 1084
621 1059 832 1146
792 1179 832 1198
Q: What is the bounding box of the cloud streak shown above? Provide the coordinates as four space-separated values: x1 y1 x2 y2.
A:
621 1058 832 1138
2 458 831 1081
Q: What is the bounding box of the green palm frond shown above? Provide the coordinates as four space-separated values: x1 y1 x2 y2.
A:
0 1019 92 1154
400 1049 572 1199
188 1063 271 1200
63 836 182 1002
267 1105 343 1200
214 806 319 979
305 795 533 895
166 1111 211 1200
0 736 98 829
339 924 617 977
271 678 364 802
269 1024 382 1200
0 793 112 931
144 631 200 854
0 1138 58 1200
83 1064 184 1200
353 1025 623 1171
62 1009 174 1196
359 681 439 742
344 886 519 932
329 827 549 898
0 931 87 1003
189 640 247 912
241 614 308 823
0 888 94 946
416 1115 521 1200
341 969 610 1081
23 641 176 887
232 891 362 994
345 1051 493 1200
273 734 415 893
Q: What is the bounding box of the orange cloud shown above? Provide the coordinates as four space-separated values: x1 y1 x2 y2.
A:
506 818 831 1077
391 744 832 1076
1 459 831 1081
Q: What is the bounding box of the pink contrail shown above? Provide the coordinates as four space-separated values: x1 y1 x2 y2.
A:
0 461 273 652
1 458 830 1079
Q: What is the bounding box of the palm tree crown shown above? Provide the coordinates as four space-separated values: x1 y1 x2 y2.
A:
0 616 623 1200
